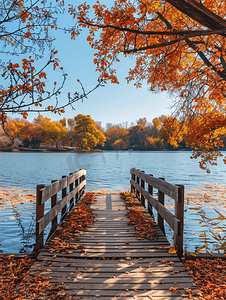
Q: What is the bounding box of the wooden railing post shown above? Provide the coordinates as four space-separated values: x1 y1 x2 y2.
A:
69 173 74 210
34 184 45 252
33 169 86 252
47 180 58 239
131 173 135 193
75 175 79 204
78 173 81 200
61 175 67 220
174 185 184 258
136 172 140 200
157 178 165 235
148 174 154 217
129 168 185 258
141 171 145 207
81 174 85 196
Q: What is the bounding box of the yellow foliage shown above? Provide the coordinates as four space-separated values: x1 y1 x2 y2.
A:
74 114 106 150
75 0 226 169
168 247 177 254
41 118 69 148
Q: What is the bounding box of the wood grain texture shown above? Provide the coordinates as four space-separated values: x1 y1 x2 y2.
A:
40 169 86 204
30 193 199 299
131 180 181 235
36 181 86 235
130 168 179 201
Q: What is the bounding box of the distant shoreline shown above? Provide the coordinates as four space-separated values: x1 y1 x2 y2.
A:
0 147 225 153
0 147 103 153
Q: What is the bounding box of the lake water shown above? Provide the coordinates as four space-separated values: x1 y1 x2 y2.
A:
0 151 226 255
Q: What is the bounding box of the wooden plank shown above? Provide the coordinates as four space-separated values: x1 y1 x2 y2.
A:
130 168 179 201
31 270 191 278
82 228 135 231
38 251 178 258
131 180 181 235
31 192 197 300
31 266 186 274
63 287 198 298
65 292 196 300
36 257 183 264
76 235 167 239
41 277 194 285
42 248 176 254
64 243 170 247
63 238 168 242
63 295 194 300
62 243 171 249
41 282 196 290
30 263 186 272
71 241 170 245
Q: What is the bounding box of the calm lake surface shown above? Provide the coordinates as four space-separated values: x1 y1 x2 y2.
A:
0 151 226 254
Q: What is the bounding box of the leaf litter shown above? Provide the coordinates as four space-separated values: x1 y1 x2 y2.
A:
0 254 67 299
0 192 97 299
183 258 226 299
120 192 156 240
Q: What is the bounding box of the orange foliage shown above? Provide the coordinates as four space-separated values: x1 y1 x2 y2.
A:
0 255 67 299
120 192 156 240
159 112 226 172
0 0 72 120
183 258 226 299
74 0 226 170
48 192 96 243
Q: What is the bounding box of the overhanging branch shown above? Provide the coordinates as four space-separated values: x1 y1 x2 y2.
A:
166 0 226 32
82 18 226 38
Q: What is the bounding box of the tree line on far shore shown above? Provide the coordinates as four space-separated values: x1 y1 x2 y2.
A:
1 114 226 153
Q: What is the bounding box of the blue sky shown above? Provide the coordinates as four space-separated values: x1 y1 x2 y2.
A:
46 20 173 129
5 1 173 129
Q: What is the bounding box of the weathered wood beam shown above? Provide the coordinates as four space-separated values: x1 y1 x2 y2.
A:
130 168 179 201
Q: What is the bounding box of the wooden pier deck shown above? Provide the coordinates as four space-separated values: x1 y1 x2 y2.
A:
30 193 198 299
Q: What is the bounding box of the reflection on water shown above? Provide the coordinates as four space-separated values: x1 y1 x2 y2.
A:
0 151 226 254
0 187 36 253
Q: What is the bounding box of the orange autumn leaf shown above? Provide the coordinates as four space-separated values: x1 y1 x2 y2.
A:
168 247 177 254
39 72 47 79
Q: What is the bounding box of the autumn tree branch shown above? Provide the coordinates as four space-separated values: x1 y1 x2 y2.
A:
165 0 226 32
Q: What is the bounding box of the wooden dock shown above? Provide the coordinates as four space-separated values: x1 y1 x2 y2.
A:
30 193 198 299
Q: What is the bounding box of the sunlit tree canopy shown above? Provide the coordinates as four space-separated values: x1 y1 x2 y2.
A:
72 0 226 170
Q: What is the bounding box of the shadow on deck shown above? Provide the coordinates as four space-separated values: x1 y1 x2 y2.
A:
30 193 198 300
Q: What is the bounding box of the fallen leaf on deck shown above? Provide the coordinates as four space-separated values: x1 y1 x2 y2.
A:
169 287 179 292
168 247 177 254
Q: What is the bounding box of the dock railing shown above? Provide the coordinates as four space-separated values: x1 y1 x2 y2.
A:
130 168 184 257
34 169 86 252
